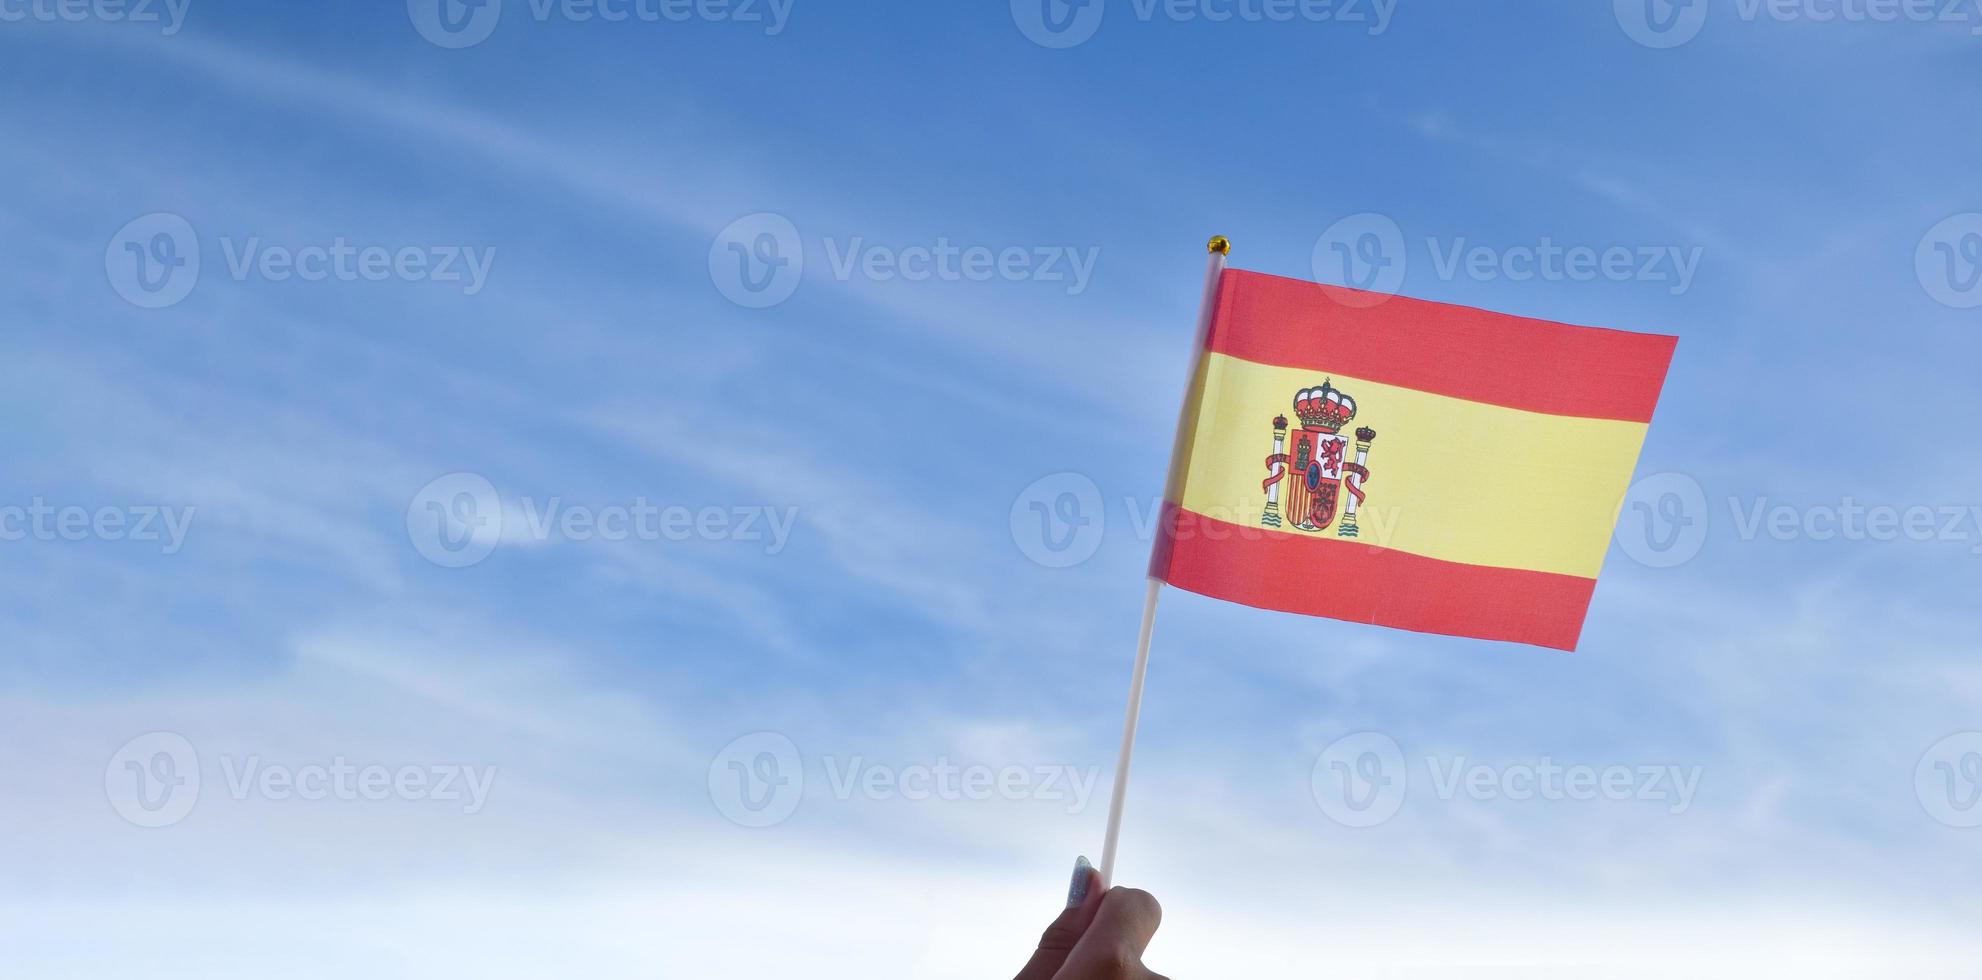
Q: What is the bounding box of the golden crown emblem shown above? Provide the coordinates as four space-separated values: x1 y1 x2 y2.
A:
1293 379 1357 433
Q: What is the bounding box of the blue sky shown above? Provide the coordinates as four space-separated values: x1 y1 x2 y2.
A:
3 2 1981 976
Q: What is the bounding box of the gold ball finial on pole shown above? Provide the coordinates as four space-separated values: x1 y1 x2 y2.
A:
1207 235 1231 255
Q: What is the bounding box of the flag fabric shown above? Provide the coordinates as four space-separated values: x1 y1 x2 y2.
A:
1148 268 1677 651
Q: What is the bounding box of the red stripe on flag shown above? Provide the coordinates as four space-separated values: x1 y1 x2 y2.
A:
1206 269 1676 423
1149 503 1596 651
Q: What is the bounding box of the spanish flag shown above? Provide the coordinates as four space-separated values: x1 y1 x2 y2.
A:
1148 263 1676 651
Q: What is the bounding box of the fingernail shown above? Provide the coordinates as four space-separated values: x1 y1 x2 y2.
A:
1066 856 1093 908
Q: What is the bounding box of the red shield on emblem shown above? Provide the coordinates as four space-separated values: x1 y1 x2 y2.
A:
1284 430 1349 532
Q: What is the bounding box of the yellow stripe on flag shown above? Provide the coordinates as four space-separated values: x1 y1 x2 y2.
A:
1172 352 1651 579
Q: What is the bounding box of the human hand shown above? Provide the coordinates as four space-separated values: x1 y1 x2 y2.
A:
1013 857 1169 980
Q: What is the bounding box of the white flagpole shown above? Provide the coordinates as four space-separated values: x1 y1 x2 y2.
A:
1098 236 1230 888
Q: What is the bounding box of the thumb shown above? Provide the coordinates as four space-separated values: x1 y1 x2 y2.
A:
1012 857 1102 980
1062 885 1164 976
